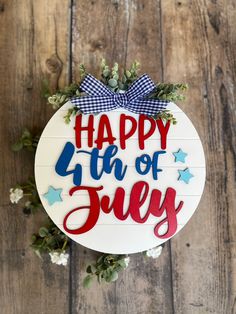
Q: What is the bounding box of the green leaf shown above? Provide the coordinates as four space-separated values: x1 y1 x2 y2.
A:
39 227 49 237
97 255 105 264
86 265 95 274
22 129 31 139
45 236 56 246
79 64 87 78
108 79 118 88
90 264 97 273
102 69 110 77
125 70 131 78
23 139 32 146
122 74 127 83
112 74 119 81
117 259 126 268
118 83 125 90
12 142 23 152
109 271 119 282
41 79 51 99
31 234 37 242
112 62 119 72
83 275 93 288
98 272 103 284
34 249 42 259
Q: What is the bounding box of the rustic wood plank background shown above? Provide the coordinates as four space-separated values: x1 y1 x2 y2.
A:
0 0 235 313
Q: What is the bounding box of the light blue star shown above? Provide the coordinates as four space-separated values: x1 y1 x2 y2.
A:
173 149 188 163
178 168 194 184
43 186 63 206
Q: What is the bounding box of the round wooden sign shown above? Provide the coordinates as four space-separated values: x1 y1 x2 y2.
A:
35 102 205 254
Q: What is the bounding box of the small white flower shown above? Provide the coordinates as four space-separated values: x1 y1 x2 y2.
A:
146 246 163 259
124 256 130 268
49 251 69 266
25 201 31 207
9 188 24 204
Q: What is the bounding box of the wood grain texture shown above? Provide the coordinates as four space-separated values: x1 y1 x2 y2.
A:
0 0 235 313
162 0 236 313
0 1 70 313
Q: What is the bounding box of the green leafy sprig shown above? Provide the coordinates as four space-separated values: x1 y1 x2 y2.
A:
41 79 51 100
83 254 129 288
100 58 140 91
12 177 42 215
31 219 69 258
151 110 177 124
12 128 40 152
47 83 80 110
64 107 81 124
79 64 87 79
150 83 188 102
46 59 187 125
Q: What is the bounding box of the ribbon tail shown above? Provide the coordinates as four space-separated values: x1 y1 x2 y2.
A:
71 95 117 114
126 74 156 100
127 99 169 116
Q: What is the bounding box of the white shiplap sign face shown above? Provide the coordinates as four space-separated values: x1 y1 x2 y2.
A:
35 102 205 254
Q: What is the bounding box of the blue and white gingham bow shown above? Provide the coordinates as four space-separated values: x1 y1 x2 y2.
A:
71 73 169 115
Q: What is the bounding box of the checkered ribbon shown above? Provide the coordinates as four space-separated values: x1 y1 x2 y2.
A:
71 74 169 115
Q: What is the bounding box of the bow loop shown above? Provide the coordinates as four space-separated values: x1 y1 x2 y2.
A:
126 74 156 100
71 74 169 115
81 74 113 96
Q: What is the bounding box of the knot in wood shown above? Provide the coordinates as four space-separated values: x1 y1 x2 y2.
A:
46 54 62 74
